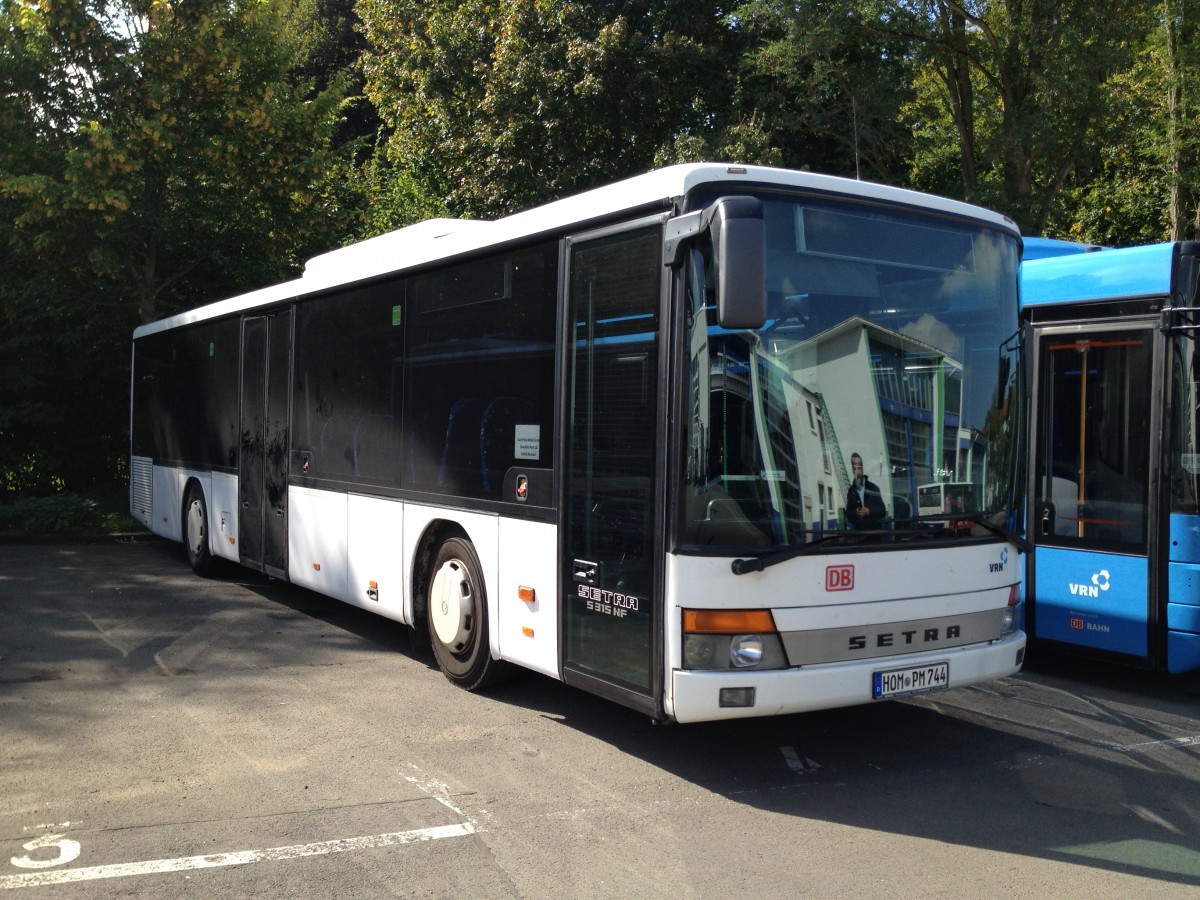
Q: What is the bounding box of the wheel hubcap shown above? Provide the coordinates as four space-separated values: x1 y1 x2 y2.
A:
430 559 472 650
187 501 205 555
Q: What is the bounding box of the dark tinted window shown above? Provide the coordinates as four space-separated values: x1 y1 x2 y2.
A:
132 318 240 468
403 243 557 497
294 283 404 483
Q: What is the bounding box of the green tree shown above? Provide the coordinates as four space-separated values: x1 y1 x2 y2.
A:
1163 0 1200 239
1057 2 1200 245
1044 33 1171 245
0 0 347 493
358 0 733 220
892 0 1154 233
727 0 917 183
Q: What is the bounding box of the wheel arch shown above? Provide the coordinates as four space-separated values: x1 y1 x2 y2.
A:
408 513 502 661
180 474 217 576
410 518 468 634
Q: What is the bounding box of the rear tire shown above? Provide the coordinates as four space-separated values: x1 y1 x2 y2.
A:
426 535 512 690
184 485 214 577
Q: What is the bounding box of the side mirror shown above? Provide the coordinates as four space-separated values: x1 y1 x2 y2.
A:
703 197 767 329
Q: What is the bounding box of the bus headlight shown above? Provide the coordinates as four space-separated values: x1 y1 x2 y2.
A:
682 609 788 670
683 634 719 669
730 634 764 667
682 633 787 670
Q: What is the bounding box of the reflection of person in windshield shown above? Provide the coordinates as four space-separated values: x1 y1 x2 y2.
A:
846 453 886 530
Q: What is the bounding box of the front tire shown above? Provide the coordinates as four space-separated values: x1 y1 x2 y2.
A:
184 484 214 577
426 536 511 690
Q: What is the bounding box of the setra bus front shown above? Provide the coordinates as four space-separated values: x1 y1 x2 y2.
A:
563 179 1028 723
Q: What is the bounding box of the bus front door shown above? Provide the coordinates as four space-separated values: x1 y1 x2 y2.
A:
1030 322 1158 663
239 310 292 578
561 221 666 717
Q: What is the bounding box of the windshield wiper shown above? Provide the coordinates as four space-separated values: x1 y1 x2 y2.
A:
969 514 1034 553
731 515 1033 575
731 531 874 575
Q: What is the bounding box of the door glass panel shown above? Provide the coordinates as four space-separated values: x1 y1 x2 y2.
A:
1168 331 1200 515
239 311 291 573
1034 329 1151 551
563 226 661 693
263 311 291 573
239 318 266 565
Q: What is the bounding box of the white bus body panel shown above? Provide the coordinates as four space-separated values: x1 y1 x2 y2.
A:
496 519 559 678
289 486 350 602
136 462 236 563
148 474 560 672
664 544 1025 723
346 493 406 621
150 466 210 544
211 471 239 562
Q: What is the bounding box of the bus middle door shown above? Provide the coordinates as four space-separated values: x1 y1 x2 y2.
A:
239 309 292 578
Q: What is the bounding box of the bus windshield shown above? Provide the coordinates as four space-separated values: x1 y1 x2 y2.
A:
679 194 1022 549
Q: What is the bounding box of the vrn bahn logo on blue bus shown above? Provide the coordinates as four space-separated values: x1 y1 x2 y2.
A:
1036 548 1149 656
1068 569 1111 598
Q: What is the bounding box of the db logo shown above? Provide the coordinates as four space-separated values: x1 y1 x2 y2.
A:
1069 617 1085 630
826 565 854 591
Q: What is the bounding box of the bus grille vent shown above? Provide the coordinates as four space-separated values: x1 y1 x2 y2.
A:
131 457 153 515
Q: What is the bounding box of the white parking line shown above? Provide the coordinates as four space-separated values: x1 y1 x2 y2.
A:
0 823 477 890
1108 734 1200 754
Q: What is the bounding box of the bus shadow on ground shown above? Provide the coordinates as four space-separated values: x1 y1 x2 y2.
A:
489 649 1200 888
197 537 1200 888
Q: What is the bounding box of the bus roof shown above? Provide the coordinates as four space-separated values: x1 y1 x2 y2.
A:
1021 236 1104 261
1020 241 1178 307
134 163 1021 339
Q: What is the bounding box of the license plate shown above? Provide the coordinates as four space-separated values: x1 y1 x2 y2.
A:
873 661 949 699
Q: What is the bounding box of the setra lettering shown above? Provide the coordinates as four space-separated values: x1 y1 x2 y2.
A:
577 585 640 612
849 624 963 652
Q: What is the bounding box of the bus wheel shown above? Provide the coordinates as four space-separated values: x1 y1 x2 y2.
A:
427 536 511 691
184 485 214 577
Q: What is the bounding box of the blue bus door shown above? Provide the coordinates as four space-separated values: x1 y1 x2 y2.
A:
1029 321 1160 663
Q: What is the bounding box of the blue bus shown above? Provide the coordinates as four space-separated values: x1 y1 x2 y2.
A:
1021 239 1200 673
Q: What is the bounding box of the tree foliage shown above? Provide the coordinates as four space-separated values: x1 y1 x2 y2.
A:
0 0 349 493
6 0 1200 498
728 0 916 183
358 0 734 219
890 0 1157 232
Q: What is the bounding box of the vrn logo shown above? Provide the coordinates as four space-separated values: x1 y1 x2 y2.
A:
1069 569 1111 598
989 548 1009 573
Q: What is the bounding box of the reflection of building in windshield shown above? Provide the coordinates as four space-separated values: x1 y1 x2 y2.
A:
686 315 984 546
776 317 979 529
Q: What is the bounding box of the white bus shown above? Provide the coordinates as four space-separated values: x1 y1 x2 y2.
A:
917 482 978 533
130 163 1027 723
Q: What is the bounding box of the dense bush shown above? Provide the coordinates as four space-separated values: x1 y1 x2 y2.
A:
0 493 136 535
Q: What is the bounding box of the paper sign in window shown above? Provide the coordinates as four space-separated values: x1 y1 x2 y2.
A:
515 425 540 460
